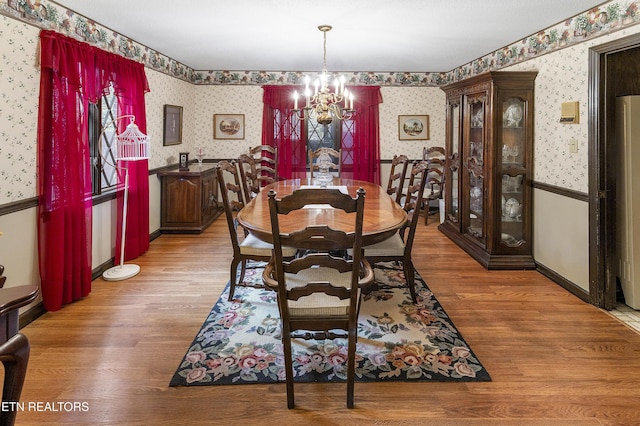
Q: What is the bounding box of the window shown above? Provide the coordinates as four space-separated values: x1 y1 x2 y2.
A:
89 88 118 195
305 116 341 168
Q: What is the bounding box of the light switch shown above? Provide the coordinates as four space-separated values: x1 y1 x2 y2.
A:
569 138 578 153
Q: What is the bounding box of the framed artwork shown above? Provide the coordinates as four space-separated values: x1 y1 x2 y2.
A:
213 114 245 140
398 115 429 140
163 105 183 146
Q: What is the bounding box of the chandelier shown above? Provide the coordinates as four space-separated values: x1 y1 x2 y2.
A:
293 25 354 125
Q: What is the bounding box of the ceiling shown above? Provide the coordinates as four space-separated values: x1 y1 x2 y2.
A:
53 0 606 73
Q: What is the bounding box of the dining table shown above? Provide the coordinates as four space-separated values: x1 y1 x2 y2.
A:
236 177 407 246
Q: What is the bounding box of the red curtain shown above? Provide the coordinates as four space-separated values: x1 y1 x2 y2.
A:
262 85 306 180
340 86 383 184
37 30 150 311
262 85 382 184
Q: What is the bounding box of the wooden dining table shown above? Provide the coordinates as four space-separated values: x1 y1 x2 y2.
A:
236 177 407 246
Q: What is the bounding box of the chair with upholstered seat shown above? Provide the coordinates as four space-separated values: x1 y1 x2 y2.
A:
249 145 278 185
216 160 295 301
309 147 340 178
262 187 373 409
386 154 409 205
362 161 427 303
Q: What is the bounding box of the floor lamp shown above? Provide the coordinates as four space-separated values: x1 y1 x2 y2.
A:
101 116 149 281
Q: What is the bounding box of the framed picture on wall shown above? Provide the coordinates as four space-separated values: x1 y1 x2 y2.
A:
398 115 429 140
213 114 245 140
163 105 183 146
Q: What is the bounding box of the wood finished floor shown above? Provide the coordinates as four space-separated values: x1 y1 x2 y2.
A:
16 216 640 425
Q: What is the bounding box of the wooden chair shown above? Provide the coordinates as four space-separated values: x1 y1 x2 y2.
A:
216 160 295 301
262 187 374 409
423 146 446 162
249 145 278 185
423 161 444 225
361 161 427 303
309 147 340 178
386 154 409 205
236 153 260 203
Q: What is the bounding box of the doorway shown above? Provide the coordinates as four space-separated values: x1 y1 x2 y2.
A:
589 35 640 309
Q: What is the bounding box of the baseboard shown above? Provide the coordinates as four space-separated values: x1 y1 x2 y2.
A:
92 258 115 281
536 261 591 303
24 236 162 327
19 301 46 329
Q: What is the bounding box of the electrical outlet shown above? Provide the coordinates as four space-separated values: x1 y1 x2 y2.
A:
569 138 578 153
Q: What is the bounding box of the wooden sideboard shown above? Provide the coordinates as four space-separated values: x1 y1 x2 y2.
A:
158 164 221 233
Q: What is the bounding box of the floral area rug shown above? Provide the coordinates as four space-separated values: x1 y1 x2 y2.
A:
169 263 491 386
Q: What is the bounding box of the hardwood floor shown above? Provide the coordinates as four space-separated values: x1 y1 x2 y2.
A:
16 216 640 425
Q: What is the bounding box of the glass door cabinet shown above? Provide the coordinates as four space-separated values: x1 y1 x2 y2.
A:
439 71 537 269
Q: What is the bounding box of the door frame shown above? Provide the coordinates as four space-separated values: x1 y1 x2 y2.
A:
588 33 640 309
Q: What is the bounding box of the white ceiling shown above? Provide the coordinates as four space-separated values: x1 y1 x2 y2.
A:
53 0 606 73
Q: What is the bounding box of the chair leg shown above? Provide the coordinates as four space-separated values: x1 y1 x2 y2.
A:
238 259 247 288
346 324 357 408
282 329 295 409
424 201 429 225
0 333 30 426
404 259 417 304
228 257 240 301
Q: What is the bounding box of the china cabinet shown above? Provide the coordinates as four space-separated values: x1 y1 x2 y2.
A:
158 164 221 233
438 71 537 269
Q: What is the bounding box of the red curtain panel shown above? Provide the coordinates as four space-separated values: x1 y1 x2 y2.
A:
261 84 382 184
37 30 149 311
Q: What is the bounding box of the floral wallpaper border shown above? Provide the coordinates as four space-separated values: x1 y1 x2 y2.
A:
1 0 639 86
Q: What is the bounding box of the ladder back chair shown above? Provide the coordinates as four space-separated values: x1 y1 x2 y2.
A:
386 154 410 205
216 160 295 301
262 187 374 409
236 153 260 203
422 146 446 225
361 161 428 303
423 146 446 162
423 161 444 225
249 145 278 185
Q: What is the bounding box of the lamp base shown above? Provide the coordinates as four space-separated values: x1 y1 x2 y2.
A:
102 264 140 281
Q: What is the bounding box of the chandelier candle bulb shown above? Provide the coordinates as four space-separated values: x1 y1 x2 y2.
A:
292 25 354 124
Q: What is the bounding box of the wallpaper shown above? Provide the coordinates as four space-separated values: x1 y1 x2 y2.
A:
3 0 640 87
378 87 446 160
144 68 199 170
507 25 640 193
0 15 39 202
185 85 445 163
192 85 264 160
3 2 640 204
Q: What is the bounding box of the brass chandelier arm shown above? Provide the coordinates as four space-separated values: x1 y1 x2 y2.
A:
291 25 354 125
